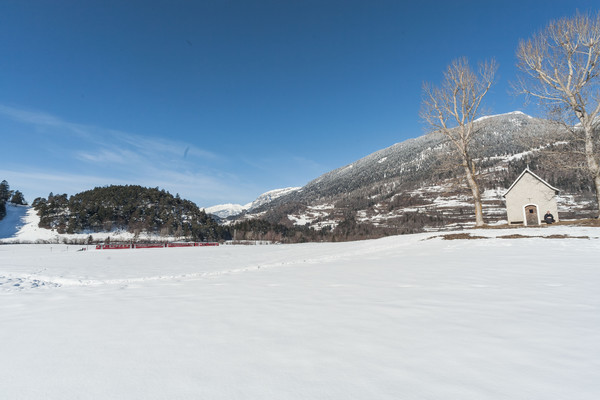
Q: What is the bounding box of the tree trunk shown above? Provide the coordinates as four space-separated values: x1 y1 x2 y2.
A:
463 163 484 227
593 174 600 219
583 124 600 218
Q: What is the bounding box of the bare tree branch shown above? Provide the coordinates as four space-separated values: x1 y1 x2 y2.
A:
421 57 497 226
516 11 600 217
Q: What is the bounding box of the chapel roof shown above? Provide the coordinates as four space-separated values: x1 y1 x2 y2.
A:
503 167 560 198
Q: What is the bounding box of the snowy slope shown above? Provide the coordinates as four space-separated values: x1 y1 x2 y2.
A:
473 110 533 123
1 226 599 399
247 187 300 210
0 204 29 239
203 203 250 218
0 205 181 244
204 187 301 219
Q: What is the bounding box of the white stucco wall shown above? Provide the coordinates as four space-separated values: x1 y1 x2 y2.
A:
505 172 558 225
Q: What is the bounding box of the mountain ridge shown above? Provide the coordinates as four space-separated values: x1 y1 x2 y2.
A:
234 111 596 230
204 187 301 219
3 111 596 242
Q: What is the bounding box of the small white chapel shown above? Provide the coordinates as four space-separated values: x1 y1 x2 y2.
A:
503 168 560 226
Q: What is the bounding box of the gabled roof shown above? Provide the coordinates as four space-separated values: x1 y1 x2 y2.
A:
503 167 560 197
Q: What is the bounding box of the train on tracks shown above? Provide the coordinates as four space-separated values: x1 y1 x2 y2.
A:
96 242 219 250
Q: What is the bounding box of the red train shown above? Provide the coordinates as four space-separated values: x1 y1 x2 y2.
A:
96 242 219 250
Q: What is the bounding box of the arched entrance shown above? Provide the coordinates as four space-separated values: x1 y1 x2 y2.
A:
525 205 539 226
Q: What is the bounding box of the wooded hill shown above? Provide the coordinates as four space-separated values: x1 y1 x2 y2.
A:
31 185 228 241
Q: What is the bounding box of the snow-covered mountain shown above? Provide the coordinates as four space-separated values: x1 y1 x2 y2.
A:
204 187 301 219
473 110 533 123
237 112 596 230
203 203 250 219
246 187 301 210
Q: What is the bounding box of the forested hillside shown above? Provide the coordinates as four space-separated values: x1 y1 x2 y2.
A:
31 185 228 241
240 112 598 231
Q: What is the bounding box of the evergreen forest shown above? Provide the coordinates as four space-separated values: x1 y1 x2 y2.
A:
31 185 227 241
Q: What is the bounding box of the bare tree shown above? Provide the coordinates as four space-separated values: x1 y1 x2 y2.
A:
421 57 497 227
516 12 600 217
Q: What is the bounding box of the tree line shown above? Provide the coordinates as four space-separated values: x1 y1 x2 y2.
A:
29 184 437 243
32 185 228 241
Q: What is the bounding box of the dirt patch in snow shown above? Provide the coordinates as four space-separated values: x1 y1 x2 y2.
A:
428 232 590 240
441 233 489 240
480 218 600 229
555 219 600 227
498 234 590 239
426 233 489 240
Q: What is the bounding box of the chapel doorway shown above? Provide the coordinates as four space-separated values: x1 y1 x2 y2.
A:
525 205 539 226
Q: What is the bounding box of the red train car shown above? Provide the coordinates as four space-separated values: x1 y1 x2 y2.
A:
95 244 132 250
96 242 219 250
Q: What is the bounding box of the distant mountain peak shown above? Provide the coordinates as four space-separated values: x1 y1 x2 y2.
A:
203 203 248 219
474 110 533 123
248 187 301 211
204 187 301 219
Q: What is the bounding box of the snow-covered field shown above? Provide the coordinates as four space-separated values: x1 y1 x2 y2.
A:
1 226 599 399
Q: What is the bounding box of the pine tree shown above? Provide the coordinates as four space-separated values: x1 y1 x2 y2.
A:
10 190 26 205
0 180 11 203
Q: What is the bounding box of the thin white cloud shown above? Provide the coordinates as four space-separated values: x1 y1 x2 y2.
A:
0 105 68 128
0 104 219 162
0 104 311 206
0 105 250 205
75 149 140 164
0 165 256 207
0 104 96 140
114 130 218 161
0 169 119 184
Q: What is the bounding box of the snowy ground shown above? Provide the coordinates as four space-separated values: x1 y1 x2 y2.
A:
1 225 599 399
0 204 29 239
0 205 180 244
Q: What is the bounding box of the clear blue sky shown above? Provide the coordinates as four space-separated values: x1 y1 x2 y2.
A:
0 0 596 207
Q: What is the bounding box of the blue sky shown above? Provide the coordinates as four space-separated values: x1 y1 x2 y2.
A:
0 0 597 207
